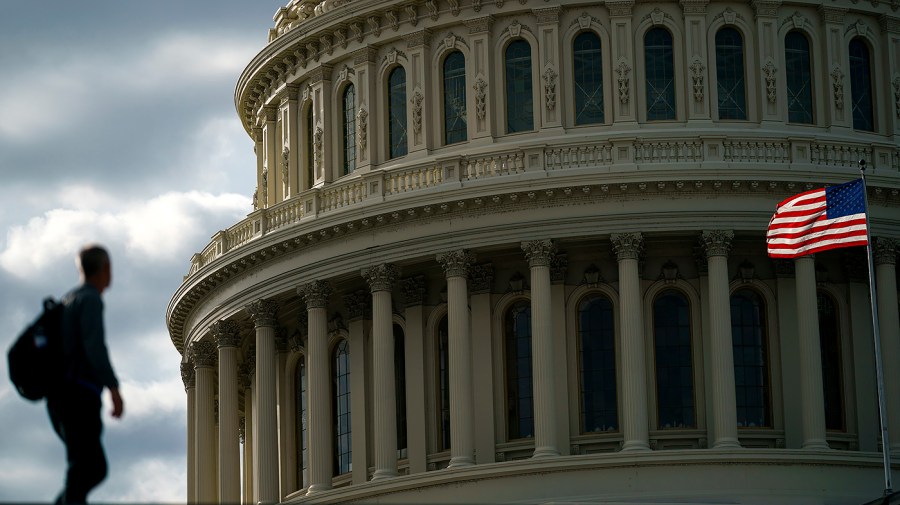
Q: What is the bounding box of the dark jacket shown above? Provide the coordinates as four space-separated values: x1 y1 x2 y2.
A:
62 283 119 392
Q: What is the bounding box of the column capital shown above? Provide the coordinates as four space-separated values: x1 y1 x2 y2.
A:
400 275 427 306
247 299 279 327
212 320 241 348
679 0 709 15
875 237 898 266
464 15 494 35
750 0 780 18
611 232 644 261
181 361 196 390
362 263 399 293
700 230 734 258
470 264 494 294
437 249 475 278
606 0 634 17
191 340 218 369
344 289 371 321
818 5 848 24
299 280 332 309
521 239 557 268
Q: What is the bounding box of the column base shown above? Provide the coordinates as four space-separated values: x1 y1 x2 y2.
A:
447 456 475 468
620 440 651 452
713 437 742 449
371 469 399 481
533 446 561 458
802 439 830 450
306 483 333 495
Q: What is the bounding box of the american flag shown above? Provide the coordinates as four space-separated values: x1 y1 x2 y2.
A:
766 178 868 258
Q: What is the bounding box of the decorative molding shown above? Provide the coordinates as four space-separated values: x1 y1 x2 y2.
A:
533 6 560 24
247 299 279 327
819 6 848 24
275 327 289 352
521 239 556 268
320 34 333 56
362 263 399 292
282 146 290 190
470 263 495 294
550 253 568 284
875 237 898 265
465 16 494 34
893 75 900 118
386 10 399 32
648 8 667 25
181 361 195 389
334 27 347 49
240 349 255 385
789 12 807 30
850 19 870 38
436 249 475 278
444 33 458 50
830 66 844 110
606 0 634 17
473 0 482 12
412 90 425 134
720 7 738 25
474 77 488 120
405 4 418 27
328 313 347 334
357 106 368 151
299 280 332 309
751 0 780 18
367 15 382 37
350 21 364 43
679 0 708 15
449 0 461 16
576 12 594 29
660 260 679 284
582 264 603 285
426 0 439 21
211 320 241 348
543 66 558 111
400 275 427 306
699 230 734 258
314 126 324 173
191 340 218 368
881 15 900 33
508 20 522 37
690 59 705 102
616 60 631 104
611 233 643 261
507 271 528 293
763 60 777 103
344 289 371 321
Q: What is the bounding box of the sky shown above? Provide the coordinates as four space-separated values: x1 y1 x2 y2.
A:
0 2 287 502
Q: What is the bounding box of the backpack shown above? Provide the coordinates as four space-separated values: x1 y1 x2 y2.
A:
7 298 65 401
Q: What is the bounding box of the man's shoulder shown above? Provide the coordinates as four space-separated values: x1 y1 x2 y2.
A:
63 284 102 309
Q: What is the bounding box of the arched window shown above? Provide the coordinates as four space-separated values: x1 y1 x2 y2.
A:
645 27 676 120
715 27 747 120
818 292 845 431
849 38 874 132
730 289 771 428
785 31 814 124
505 300 533 439
342 84 356 175
443 51 467 145
305 106 314 188
388 67 408 159
573 31 604 125
295 357 308 487
653 290 695 429
332 339 351 475
437 315 451 451
505 40 534 133
394 323 408 455
578 294 617 433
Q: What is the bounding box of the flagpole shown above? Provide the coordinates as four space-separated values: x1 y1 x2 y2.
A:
859 158 893 496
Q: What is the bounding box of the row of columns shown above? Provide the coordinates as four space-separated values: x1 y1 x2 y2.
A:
181 235 900 503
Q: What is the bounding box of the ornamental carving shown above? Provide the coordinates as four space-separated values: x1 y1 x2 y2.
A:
543 66 558 111
445 33 457 50
368 16 382 37
344 290 371 320
299 280 332 309
181 361 195 389
690 59 705 102
474 78 488 120
314 126 324 172
239 356 254 389
473 0 482 12
875 237 898 265
411 90 425 134
699 230 734 258
252 187 258 211
496 0 504 8
350 22 364 43
436 249 475 278
334 28 347 49
893 75 900 118
611 233 643 261
320 34 333 55
211 320 241 348
261 165 268 206
406 4 419 26
830 66 844 110
522 239 557 268
247 299 279 327
763 60 777 103
357 107 368 151
615 60 631 104
722 7 737 25
508 20 522 37
578 13 592 29
191 340 218 368
426 0 439 21
790 12 807 29
400 275 427 306
449 0 460 16
465 16 493 34
550 253 568 284
362 263 399 292
606 0 634 17
470 263 494 294
386 10 399 31
650 8 665 25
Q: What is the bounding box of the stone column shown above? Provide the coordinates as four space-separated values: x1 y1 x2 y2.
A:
308 65 334 184
212 321 242 503
610 233 650 451
191 340 218 504
247 299 280 504
298 281 333 493
522 240 561 457
181 362 196 504
794 256 829 449
820 6 850 129
607 1 636 123
534 7 562 129
363 264 400 480
253 127 264 210
282 85 301 197
462 16 495 140
352 47 377 171
239 356 255 504
400 276 428 473
875 238 900 450
700 230 740 448
275 328 293 497
469 265 497 464
751 0 781 123
403 30 432 155
262 106 279 207
681 0 711 120
436 250 476 468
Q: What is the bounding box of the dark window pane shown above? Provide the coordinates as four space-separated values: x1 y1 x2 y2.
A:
579 294 618 433
505 300 534 439
818 292 845 431
332 340 352 475
645 28 676 120
730 289 771 428
306 107 314 188
654 290 695 429
388 67 408 159
849 38 875 132
715 28 747 120
443 51 468 145
505 40 534 133
342 84 356 175
296 358 308 487
438 316 451 451
394 324 408 452
785 31 814 124
573 32 604 125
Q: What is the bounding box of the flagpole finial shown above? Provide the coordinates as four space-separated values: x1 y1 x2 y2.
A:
859 159 867 172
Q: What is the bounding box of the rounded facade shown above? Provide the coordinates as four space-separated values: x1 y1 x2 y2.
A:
169 0 900 503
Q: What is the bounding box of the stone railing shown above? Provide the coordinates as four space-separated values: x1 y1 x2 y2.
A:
185 136 899 277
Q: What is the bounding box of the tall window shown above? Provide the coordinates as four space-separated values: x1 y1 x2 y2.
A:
443 51 467 145
715 27 747 120
573 31 604 125
785 31 814 124
731 289 771 428
388 67 408 159
505 300 533 439
296 358 308 488
333 340 351 475
342 84 356 175
818 292 845 431
394 324 408 454
437 315 451 451
653 290 695 429
305 106 314 188
849 38 875 132
578 294 617 433
505 40 534 133
645 28 676 120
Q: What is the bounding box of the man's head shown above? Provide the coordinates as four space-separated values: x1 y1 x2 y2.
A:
78 244 112 293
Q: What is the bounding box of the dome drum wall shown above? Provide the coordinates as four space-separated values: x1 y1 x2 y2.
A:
171 0 900 503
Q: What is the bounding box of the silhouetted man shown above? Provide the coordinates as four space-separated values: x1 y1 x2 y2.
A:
47 244 124 504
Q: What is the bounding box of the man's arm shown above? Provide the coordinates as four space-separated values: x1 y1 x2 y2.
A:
79 293 120 391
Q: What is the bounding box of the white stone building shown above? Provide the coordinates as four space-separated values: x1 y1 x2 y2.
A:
168 0 900 503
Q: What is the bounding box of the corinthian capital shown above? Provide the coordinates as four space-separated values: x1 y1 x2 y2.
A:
211 320 241 348
246 299 279 328
181 361 196 390
191 340 218 368
362 263 399 293
875 237 898 266
298 280 332 309
436 249 475 278
521 239 557 268
700 230 734 258
610 232 643 261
